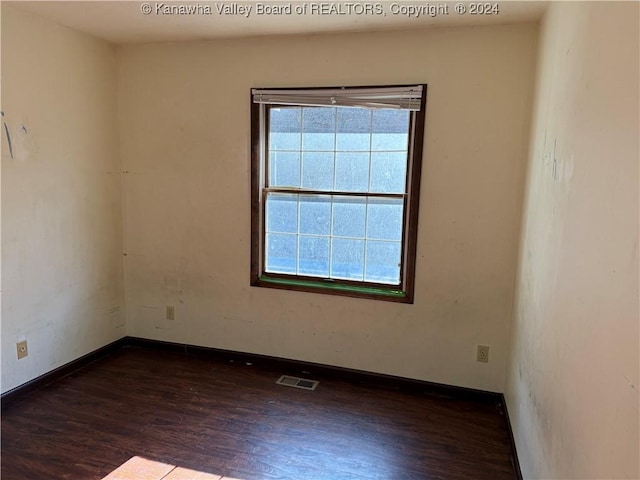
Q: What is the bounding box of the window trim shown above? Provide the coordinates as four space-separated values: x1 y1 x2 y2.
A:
251 84 427 303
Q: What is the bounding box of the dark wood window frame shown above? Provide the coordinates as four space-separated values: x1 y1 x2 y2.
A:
250 85 427 303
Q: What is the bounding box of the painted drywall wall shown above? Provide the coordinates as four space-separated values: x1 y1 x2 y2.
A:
118 23 537 392
505 2 639 479
1 5 125 393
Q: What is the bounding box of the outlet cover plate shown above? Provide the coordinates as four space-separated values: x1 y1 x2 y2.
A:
17 341 28 360
477 345 490 363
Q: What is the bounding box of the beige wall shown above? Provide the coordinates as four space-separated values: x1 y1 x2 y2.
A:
1 5 125 393
118 23 537 392
505 2 640 478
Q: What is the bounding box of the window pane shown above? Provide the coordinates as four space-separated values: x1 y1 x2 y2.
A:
299 196 331 236
367 198 403 241
302 152 334 190
365 241 401 284
266 233 297 274
302 107 335 151
335 152 369 192
266 194 298 234
269 107 301 151
332 196 366 238
336 107 371 151
370 152 407 194
299 236 330 277
331 238 364 280
269 151 300 187
372 109 409 151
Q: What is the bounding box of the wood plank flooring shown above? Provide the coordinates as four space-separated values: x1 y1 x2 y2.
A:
1 347 517 480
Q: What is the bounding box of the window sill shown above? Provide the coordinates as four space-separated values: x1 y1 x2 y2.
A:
253 275 412 303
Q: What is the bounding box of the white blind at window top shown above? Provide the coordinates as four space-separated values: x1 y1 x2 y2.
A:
252 85 423 111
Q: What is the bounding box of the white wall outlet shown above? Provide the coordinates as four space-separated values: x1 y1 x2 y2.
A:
477 345 490 363
17 340 28 360
166 305 175 321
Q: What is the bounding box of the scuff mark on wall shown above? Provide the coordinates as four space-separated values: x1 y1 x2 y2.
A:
223 316 253 324
624 375 637 391
552 138 558 181
2 111 15 159
1 111 30 161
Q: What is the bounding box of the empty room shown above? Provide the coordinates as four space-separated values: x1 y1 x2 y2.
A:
1 1 638 479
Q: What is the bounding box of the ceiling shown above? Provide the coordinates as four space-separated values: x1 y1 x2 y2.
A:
10 1 547 44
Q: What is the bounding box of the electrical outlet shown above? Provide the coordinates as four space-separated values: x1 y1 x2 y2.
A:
166 305 175 321
17 341 28 360
477 345 490 363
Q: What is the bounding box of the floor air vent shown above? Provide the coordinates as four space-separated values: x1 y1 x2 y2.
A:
276 375 319 391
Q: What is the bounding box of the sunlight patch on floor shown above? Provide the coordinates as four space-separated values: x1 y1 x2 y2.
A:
102 456 243 480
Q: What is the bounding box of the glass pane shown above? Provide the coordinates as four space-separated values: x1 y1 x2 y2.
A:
266 194 298 234
331 238 364 280
299 196 331 236
336 107 371 151
299 236 330 277
365 241 401 284
335 152 369 192
269 107 301 151
371 109 409 151
266 233 297 274
269 151 300 187
370 152 407 193
367 198 403 241
263 103 414 288
302 107 335 151
332 197 366 238
302 152 334 190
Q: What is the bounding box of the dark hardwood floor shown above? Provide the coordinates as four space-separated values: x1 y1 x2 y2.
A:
1 347 517 480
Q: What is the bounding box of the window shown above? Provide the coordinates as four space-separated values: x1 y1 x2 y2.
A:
251 85 427 303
